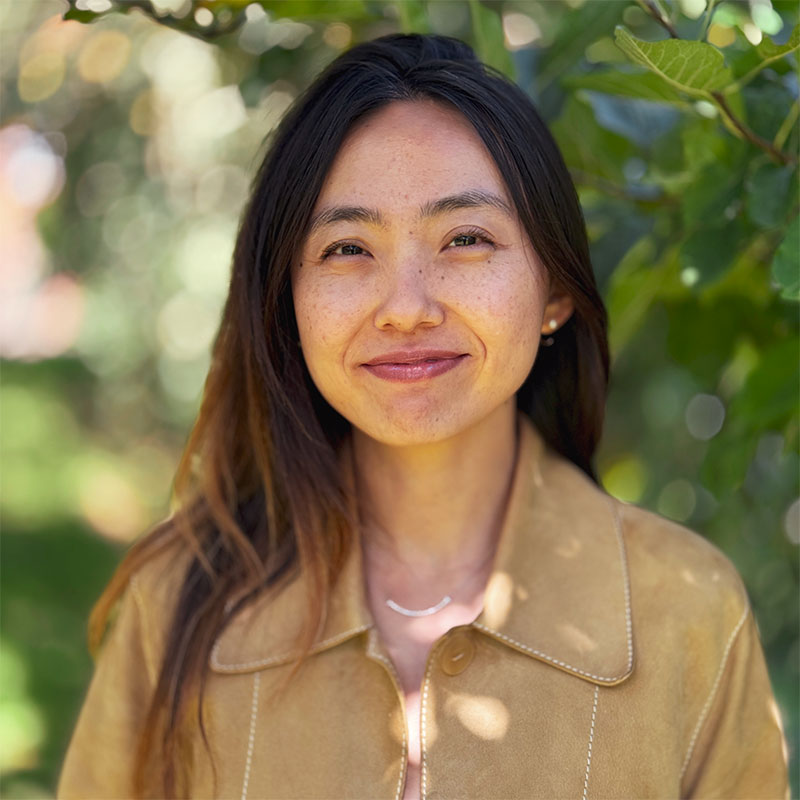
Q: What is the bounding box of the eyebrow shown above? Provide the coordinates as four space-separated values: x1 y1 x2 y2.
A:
307 189 514 235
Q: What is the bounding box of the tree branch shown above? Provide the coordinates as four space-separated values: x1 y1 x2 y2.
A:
698 0 717 41
66 0 246 42
710 91 798 166
635 0 679 38
773 99 800 153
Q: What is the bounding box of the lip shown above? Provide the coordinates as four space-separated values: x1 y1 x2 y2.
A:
363 349 465 366
361 350 469 383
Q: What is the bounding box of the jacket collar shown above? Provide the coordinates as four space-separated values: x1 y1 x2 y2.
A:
210 415 634 686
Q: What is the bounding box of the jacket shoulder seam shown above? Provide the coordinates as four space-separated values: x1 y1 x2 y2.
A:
678 601 751 782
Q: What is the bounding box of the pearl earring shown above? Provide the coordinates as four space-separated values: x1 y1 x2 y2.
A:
541 318 558 347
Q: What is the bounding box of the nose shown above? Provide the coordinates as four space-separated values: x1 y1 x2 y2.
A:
373 261 445 333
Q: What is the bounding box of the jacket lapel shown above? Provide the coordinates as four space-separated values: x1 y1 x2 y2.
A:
473 416 633 685
210 415 634 686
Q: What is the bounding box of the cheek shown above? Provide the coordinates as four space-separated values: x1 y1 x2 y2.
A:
457 262 545 356
293 274 367 362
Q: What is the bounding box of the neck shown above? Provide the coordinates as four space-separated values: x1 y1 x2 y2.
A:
353 402 519 587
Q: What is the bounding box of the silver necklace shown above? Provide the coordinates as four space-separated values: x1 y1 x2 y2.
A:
383 545 497 617
385 595 452 617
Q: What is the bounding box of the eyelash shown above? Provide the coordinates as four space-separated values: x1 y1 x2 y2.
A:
319 227 496 260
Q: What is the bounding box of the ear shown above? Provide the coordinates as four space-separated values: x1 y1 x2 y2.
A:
540 284 575 335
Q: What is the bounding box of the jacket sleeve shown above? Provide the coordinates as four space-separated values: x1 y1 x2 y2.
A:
680 604 789 799
58 576 157 799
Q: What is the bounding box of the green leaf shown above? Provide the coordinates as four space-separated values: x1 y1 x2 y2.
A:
468 0 512 77
680 218 747 287
614 26 733 97
606 237 674 354
681 161 742 227
746 163 795 230
771 216 800 300
63 7 100 23
538 1 627 90
727 24 800 89
666 295 754 379
730 337 800 426
551 94 635 184
561 70 690 107
700 434 754 495
755 23 799 59
681 118 728 171
742 84 797 141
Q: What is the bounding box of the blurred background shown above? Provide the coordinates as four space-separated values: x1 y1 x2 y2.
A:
1 0 797 796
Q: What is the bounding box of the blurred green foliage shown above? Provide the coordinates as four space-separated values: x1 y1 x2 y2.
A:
1 0 797 796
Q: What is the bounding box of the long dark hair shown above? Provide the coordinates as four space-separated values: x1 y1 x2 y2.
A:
90 33 608 797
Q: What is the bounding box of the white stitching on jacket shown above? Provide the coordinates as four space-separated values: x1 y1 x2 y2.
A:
583 686 599 800
613 500 635 673
210 625 371 672
419 644 439 800
365 632 407 800
679 603 750 781
240 671 260 800
470 623 629 682
471 497 634 684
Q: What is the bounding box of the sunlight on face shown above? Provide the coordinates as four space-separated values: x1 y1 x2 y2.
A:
292 100 551 446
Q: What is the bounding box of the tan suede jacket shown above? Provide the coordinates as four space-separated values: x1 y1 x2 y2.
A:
59 417 789 799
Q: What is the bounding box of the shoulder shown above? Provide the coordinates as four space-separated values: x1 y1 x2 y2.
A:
109 522 195 682
615 500 750 652
128 526 194 611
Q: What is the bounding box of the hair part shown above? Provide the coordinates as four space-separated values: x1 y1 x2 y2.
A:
89 33 608 797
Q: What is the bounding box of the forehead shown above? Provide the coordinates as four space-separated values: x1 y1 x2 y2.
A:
314 100 508 210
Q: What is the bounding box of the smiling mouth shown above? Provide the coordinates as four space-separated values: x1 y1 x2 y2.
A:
361 353 469 383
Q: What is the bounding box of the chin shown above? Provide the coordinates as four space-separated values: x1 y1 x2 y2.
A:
349 399 497 448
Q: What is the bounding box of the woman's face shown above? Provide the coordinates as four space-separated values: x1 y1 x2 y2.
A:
292 100 564 446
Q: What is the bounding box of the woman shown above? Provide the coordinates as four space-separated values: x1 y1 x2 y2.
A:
58 34 788 800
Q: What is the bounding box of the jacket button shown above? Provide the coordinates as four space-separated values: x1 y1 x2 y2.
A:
440 630 475 676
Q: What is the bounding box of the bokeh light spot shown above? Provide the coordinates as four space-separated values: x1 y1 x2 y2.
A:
323 22 352 50
1 124 65 209
677 0 707 20
603 456 648 503
78 30 132 84
194 7 213 27
157 291 220 360
503 13 541 49
18 52 65 102
0 642 46 772
75 456 146 542
129 88 159 136
685 393 725 440
707 23 736 47
657 479 697 522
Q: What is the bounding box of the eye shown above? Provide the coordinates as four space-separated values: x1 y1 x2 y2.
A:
447 227 495 249
321 241 366 259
